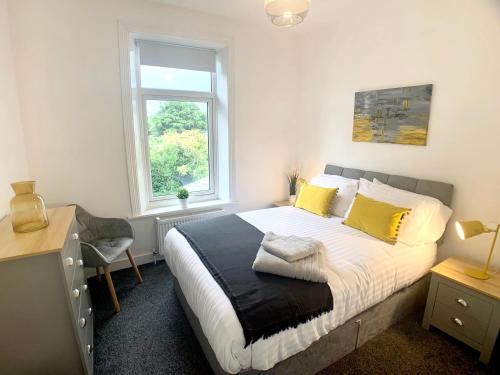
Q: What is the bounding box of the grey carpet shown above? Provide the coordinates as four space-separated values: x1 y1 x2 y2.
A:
90 262 499 375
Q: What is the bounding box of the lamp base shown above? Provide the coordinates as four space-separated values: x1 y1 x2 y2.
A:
464 267 491 280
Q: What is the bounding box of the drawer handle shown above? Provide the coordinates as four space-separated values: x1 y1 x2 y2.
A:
456 298 468 308
76 259 84 267
451 317 464 327
72 233 79 240
87 344 93 356
79 318 87 328
65 257 74 267
82 284 88 292
72 289 80 299
87 307 93 316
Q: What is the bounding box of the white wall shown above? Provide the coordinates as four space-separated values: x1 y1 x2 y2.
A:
297 0 500 266
7 0 298 263
0 0 29 218
6 0 499 269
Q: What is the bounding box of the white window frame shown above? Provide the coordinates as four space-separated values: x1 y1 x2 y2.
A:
118 23 234 217
134 39 221 211
137 62 219 209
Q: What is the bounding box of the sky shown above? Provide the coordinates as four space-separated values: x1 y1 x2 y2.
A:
141 65 211 117
140 65 211 92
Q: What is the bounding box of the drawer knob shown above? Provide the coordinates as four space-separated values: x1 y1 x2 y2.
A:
87 344 93 356
72 289 80 299
65 257 74 266
72 233 79 240
82 284 88 292
455 298 468 308
79 318 86 328
87 307 93 316
451 317 464 327
76 259 84 267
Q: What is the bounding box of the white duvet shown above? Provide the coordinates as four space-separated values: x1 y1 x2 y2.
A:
162 206 436 373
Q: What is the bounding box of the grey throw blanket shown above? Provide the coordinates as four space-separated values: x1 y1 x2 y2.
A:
176 215 333 345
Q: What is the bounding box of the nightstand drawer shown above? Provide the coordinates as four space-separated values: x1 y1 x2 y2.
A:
432 301 488 344
436 282 493 322
423 257 500 365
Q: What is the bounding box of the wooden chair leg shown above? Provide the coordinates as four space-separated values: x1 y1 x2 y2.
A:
103 266 120 313
126 248 143 284
96 267 102 281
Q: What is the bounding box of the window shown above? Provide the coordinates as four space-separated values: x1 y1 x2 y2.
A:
145 98 212 197
120 34 232 216
119 30 234 217
120 36 231 215
140 66 212 92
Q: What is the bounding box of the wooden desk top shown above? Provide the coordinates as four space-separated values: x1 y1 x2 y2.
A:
431 257 500 301
0 206 75 263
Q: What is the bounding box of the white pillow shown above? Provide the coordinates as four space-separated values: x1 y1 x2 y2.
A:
355 178 452 246
309 174 359 218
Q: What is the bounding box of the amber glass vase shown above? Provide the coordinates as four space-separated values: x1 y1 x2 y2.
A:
10 181 49 233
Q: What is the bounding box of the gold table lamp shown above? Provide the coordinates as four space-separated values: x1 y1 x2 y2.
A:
455 220 499 280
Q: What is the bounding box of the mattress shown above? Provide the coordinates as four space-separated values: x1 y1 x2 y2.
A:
162 206 436 373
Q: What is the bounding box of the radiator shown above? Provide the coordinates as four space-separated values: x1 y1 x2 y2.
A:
155 209 225 255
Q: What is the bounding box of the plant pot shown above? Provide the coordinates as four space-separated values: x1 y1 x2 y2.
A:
179 199 188 209
289 195 297 204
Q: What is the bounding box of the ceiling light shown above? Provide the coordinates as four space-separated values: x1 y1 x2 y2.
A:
264 0 311 27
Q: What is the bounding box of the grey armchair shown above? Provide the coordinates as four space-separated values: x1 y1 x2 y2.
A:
74 204 143 313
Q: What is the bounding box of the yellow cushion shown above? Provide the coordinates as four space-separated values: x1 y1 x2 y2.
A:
294 183 338 217
344 194 410 244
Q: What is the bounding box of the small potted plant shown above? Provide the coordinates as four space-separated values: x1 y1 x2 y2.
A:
287 170 300 204
177 188 189 209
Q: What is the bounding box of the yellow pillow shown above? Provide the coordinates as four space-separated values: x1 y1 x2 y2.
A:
294 183 338 217
344 193 410 244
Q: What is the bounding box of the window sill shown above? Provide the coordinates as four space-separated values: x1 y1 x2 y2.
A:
128 199 232 220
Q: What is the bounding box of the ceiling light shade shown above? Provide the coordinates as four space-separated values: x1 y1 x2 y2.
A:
265 0 311 27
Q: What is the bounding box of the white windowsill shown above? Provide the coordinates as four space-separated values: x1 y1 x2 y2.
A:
128 199 232 220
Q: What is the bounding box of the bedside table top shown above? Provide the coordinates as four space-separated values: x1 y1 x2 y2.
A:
273 200 292 207
431 257 500 301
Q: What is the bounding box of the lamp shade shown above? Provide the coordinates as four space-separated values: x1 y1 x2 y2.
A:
455 220 486 240
264 0 311 27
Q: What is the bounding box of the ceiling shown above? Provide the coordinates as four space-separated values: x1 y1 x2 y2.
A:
153 0 346 30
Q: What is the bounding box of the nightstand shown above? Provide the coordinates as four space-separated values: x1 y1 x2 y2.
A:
422 257 500 364
273 200 292 207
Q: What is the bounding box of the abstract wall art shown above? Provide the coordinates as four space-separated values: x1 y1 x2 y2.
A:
353 84 433 146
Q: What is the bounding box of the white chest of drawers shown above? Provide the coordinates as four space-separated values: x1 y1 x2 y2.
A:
0 206 93 375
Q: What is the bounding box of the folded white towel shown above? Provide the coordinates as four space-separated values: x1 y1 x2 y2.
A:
252 246 328 283
261 231 322 262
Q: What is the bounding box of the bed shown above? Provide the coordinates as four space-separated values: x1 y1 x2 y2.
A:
162 165 454 375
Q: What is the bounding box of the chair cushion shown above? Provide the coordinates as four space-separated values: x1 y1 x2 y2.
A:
91 237 133 263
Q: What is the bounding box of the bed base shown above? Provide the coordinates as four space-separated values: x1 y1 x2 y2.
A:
174 274 430 375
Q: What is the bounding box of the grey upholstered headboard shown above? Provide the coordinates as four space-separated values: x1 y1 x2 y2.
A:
324 164 454 207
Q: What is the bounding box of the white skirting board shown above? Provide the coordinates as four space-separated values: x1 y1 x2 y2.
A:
83 251 162 278
109 251 163 271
